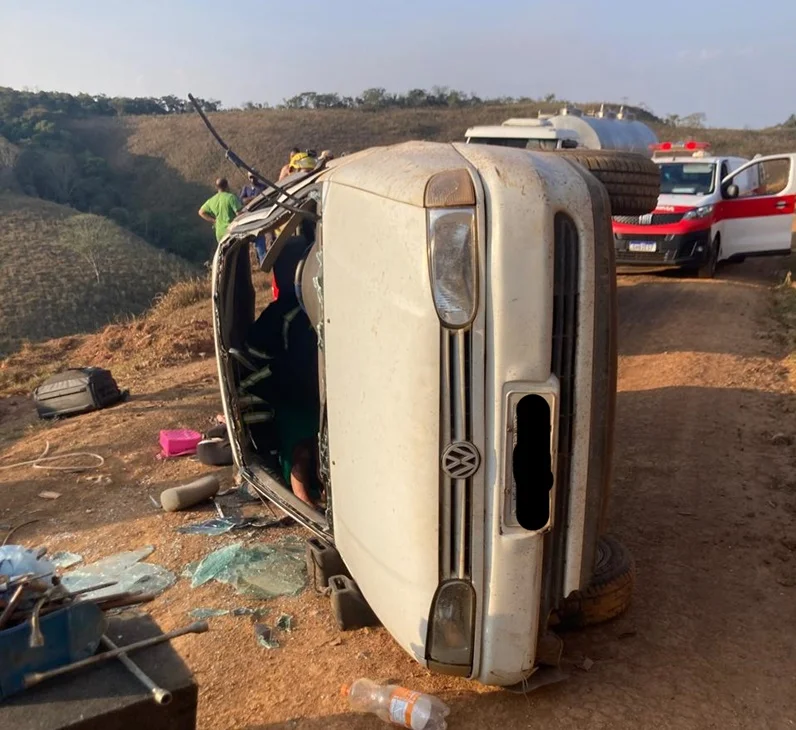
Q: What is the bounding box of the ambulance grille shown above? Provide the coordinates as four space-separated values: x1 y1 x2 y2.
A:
613 212 685 225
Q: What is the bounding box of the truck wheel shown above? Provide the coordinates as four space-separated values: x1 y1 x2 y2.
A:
552 150 660 216
553 535 635 629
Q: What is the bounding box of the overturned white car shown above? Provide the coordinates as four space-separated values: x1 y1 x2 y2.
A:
212 141 656 687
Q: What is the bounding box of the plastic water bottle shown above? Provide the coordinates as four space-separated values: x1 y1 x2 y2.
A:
342 678 450 729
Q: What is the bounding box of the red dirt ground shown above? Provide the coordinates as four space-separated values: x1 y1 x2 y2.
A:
1 258 795 728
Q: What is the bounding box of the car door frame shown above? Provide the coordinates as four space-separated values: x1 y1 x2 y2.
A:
717 153 796 260
213 180 331 541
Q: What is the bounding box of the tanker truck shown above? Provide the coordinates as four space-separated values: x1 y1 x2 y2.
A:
465 105 659 156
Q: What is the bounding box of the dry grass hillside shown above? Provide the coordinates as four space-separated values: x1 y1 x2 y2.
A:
67 104 796 261
75 103 796 192
0 266 277 397
0 193 197 356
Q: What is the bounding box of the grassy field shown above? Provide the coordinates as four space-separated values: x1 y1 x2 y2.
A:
0 192 196 356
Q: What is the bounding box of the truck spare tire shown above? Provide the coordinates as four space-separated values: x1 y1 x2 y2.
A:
551 150 660 217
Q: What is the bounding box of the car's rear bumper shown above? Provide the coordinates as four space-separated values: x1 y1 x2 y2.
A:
613 229 711 268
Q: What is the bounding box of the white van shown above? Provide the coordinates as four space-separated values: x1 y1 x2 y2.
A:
213 142 648 688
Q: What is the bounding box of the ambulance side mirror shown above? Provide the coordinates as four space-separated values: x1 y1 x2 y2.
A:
724 183 739 199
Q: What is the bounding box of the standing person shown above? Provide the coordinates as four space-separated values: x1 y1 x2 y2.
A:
198 178 242 242
240 171 268 265
279 147 302 181
240 172 266 204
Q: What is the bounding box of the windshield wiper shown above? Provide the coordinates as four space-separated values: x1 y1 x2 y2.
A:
187 93 313 214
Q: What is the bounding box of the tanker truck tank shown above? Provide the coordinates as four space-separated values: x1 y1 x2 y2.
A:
465 105 659 156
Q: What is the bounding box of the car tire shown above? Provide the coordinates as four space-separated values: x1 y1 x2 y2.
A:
551 150 660 216
698 236 720 279
553 535 635 629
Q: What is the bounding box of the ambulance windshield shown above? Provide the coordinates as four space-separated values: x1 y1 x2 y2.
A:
659 162 716 195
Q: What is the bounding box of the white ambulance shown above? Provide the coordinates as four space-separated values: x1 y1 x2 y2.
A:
612 142 796 277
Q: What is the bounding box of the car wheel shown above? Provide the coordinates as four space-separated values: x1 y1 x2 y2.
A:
553 535 635 629
548 150 660 216
698 237 720 279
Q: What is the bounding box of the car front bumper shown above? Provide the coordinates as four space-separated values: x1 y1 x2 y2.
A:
613 229 711 268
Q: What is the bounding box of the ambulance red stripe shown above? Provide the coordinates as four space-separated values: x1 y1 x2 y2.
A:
613 195 796 236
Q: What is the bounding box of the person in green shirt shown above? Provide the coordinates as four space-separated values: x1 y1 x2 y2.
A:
198 178 243 242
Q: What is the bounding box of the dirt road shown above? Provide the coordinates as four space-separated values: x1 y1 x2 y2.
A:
1 259 795 729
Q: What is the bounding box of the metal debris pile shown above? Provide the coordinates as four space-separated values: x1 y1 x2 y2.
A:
0 546 159 637
0 544 194 703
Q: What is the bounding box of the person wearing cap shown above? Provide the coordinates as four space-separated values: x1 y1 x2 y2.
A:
279 147 302 181
278 149 318 181
198 178 243 242
240 172 266 205
289 151 317 172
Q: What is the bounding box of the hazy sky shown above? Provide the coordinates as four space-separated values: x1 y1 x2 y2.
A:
2 0 794 128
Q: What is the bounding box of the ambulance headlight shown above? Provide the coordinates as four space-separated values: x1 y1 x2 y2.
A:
682 204 714 220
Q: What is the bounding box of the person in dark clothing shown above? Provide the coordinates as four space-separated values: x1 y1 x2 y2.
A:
240 172 266 204
239 236 321 507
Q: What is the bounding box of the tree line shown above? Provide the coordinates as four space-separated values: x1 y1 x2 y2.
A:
0 87 219 146
264 87 572 112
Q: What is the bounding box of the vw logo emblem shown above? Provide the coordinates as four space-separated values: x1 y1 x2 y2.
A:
442 441 480 479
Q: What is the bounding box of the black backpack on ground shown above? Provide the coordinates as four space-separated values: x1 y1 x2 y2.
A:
33 368 127 420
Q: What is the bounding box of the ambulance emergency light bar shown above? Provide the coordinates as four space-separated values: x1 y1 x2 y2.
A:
650 141 711 157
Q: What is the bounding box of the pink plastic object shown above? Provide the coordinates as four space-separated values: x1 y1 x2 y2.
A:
159 429 203 458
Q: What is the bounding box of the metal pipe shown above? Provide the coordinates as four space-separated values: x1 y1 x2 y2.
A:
100 635 172 705
23 620 209 689
23 621 209 689
29 592 52 647
0 584 25 630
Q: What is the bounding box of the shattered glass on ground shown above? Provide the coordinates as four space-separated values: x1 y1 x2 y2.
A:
188 606 270 620
185 538 306 599
176 515 291 536
51 551 83 570
177 518 242 536
61 546 176 599
189 608 231 619
254 623 279 649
